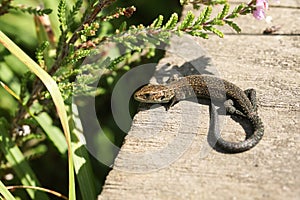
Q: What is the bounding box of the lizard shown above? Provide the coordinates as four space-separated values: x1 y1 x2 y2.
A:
134 74 264 153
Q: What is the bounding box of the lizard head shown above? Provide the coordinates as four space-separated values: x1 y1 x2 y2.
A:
134 84 175 103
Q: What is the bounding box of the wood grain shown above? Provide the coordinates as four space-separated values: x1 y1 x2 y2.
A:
99 1 300 199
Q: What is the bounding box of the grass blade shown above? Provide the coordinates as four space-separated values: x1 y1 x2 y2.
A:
71 104 96 200
0 180 16 200
0 31 76 200
34 112 68 154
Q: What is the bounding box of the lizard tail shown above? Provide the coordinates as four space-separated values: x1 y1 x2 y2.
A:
210 104 264 153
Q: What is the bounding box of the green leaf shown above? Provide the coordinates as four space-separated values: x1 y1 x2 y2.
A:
178 11 195 30
163 13 178 30
227 13 239 19
195 6 212 25
225 20 241 33
240 6 252 15
68 0 83 26
232 3 245 14
35 41 49 68
58 0 67 32
107 54 127 70
204 26 224 38
190 30 209 39
118 21 127 33
57 0 68 56
217 3 229 19
20 72 33 103
34 112 68 154
211 19 224 25
68 49 92 64
12 6 52 16
150 15 164 28
0 180 16 200
71 104 96 200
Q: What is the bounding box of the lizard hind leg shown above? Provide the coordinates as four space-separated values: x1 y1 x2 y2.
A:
223 99 247 117
223 88 258 117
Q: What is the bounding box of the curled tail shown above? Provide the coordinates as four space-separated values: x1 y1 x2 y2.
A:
209 104 264 153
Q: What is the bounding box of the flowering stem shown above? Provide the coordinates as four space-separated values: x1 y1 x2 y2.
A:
203 1 255 26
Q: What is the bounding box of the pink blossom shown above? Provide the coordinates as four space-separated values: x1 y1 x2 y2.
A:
253 0 269 20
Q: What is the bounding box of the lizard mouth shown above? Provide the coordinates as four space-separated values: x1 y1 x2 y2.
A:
134 93 171 103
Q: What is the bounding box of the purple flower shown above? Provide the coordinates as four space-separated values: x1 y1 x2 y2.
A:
253 0 269 20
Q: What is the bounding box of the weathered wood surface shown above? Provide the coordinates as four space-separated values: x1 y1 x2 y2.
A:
98 1 300 199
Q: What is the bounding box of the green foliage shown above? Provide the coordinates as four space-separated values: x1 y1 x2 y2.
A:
179 11 195 30
107 53 128 70
230 3 245 18
20 72 34 104
0 1 52 16
180 0 228 9
195 6 212 25
57 0 68 56
189 31 208 39
35 41 49 68
58 0 67 32
204 26 224 37
67 48 93 64
174 3 249 38
117 21 127 33
217 3 229 19
150 15 164 28
127 3 244 39
0 118 49 199
12 5 52 16
67 0 83 27
225 20 241 33
163 13 178 30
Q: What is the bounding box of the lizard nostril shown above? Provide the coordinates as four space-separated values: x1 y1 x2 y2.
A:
159 96 165 100
143 94 150 99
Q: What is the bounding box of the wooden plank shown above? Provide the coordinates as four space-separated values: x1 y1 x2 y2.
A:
99 2 300 199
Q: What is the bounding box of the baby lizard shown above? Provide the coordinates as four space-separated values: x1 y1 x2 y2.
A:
134 75 264 153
